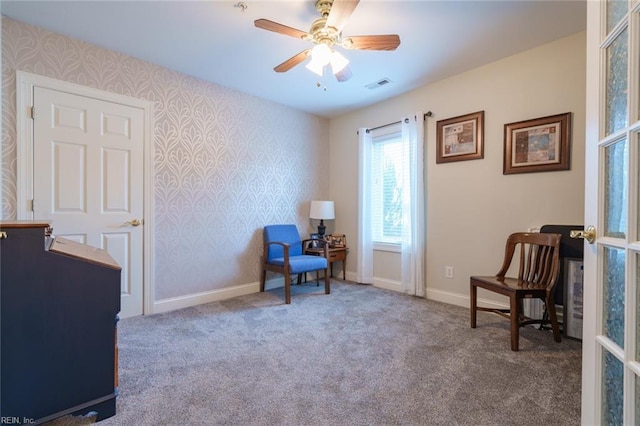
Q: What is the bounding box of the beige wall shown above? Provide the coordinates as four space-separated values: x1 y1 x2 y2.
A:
1 17 330 304
329 32 586 307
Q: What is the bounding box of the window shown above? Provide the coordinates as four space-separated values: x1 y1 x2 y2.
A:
370 125 405 246
357 116 424 292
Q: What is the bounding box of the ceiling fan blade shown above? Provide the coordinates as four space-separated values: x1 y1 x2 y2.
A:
274 49 311 73
325 0 360 32
254 19 309 40
342 35 401 51
335 65 353 82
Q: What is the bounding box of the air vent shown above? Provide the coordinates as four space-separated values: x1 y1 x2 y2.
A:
365 78 392 90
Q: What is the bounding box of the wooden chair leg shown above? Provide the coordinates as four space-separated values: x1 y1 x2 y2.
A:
324 268 330 295
545 295 562 343
316 271 320 287
260 268 267 293
284 273 291 304
470 282 477 328
518 298 525 322
510 294 520 351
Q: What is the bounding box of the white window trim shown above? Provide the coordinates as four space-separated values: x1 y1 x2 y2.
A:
373 242 401 253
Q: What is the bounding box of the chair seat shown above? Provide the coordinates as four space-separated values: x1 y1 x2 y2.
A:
471 276 548 294
269 255 327 274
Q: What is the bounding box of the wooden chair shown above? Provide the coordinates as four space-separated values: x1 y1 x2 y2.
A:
261 224 330 304
470 232 563 351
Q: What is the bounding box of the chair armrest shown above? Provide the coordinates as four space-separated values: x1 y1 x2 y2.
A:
264 241 290 267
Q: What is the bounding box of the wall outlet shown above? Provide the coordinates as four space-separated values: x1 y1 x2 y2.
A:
445 266 454 279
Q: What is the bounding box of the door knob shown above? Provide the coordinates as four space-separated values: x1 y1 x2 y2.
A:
126 219 142 227
570 225 596 244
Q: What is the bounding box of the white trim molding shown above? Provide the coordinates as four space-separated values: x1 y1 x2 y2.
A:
154 282 260 314
426 287 509 310
373 277 402 293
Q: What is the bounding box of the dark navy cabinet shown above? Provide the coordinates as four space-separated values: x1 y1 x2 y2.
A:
0 221 121 423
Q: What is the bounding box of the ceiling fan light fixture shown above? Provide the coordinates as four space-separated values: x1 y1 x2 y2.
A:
255 0 401 80
329 50 349 74
305 57 325 76
310 43 332 66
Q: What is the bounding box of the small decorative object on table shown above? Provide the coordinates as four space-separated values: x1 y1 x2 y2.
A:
327 234 346 248
308 233 321 249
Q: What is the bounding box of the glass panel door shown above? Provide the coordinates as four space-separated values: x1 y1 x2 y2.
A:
584 0 640 424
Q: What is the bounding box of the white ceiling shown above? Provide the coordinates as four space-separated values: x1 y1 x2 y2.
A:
1 0 587 119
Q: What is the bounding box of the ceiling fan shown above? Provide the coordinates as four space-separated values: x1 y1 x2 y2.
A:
254 0 401 82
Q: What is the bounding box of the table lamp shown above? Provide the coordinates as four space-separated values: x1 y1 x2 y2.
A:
309 200 335 237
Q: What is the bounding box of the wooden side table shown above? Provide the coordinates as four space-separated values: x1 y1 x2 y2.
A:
305 246 348 280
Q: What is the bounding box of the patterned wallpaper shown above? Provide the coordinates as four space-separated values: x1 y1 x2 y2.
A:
2 16 330 300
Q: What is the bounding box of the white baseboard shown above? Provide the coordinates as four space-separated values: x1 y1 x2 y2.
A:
151 276 509 316
152 277 291 314
153 282 260 314
345 270 358 282
426 287 509 310
373 277 402 292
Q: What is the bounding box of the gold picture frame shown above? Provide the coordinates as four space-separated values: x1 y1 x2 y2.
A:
503 112 571 174
436 111 484 163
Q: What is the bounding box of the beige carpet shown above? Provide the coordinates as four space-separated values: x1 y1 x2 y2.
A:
46 281 582 425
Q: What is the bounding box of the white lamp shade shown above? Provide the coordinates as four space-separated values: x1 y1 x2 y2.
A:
305 58 325 76
309 200 335 220
310 43 332 66
330 50 349 74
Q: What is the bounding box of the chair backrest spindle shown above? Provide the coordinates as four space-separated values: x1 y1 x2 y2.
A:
495 232 562 290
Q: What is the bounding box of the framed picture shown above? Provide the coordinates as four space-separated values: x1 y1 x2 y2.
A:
503 112 571 174
564 258 583 340
327 234 346 248
308 233 321 249
436 111 484 164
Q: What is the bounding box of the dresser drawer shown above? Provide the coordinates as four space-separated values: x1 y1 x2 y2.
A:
328 250 346 262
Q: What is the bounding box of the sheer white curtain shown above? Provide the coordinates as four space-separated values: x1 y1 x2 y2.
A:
357 128 374 284
357 116 425 293
401 114 425 296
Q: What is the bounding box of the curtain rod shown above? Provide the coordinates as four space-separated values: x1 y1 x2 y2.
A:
366 120 401 133
364 111 434 133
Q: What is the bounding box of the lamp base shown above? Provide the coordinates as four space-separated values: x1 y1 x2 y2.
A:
317 220 326 238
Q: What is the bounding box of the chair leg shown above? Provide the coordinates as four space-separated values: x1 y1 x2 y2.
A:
517 298 525 322
284 273 291 304
545 295 562 343
324 268 330 295
316 271 320 287
510 294 520 351
470 282 477 328
260 268 267 293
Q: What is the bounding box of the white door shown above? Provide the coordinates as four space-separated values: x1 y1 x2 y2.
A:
582 1 640 423
32 86 145 318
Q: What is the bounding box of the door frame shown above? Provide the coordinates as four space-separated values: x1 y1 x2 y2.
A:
16 70 155 315
581 1 599 422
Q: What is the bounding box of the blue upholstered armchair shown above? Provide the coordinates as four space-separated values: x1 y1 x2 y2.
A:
261 224 330 304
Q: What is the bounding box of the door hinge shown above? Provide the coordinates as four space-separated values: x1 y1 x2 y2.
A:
29 106 35 119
